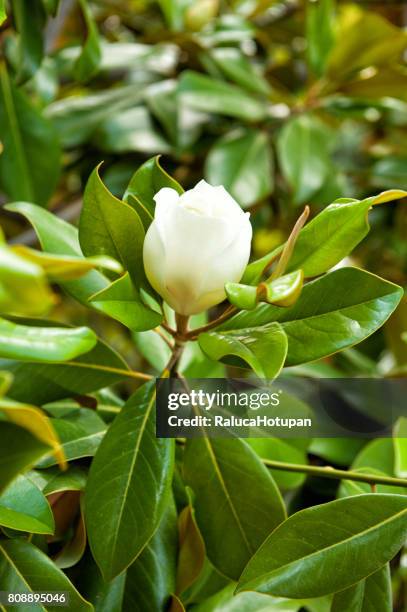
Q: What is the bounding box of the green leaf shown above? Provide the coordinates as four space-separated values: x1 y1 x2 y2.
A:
0 318 96 362
193 583 303 612
73 0 102 82
237 494 407 598
199 322 288 377
0 245 55 316
123 500 178 610
2 337 133 404
184 437 286 579
0 64 60 206
243 190 407 283
306 0 335 77
0 422 51 493
0 539 93 611
43 467 87 495
331 564 392 612
277 115 332 205
247 438 308 490
94 106 170 154
0 474 54 534
39 412 106 467
157 0 190 30
221 268 403 366
0 0 6 25
179 71 268 121
210 47 271 96
123 156 183 231
326 10 407 81
12 0 46 83
79 166 146 288
0 397 66 468
85 382 174 581
205 128 273 208
394 417 407 478
90 273 162 332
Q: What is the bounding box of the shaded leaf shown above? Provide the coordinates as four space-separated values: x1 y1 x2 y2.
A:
0 474 54 534
331 564 392 612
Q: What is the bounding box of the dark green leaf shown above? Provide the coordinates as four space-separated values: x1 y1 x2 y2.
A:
277 115 332 205
0 474 54 534
73 0 102 82
124 501 178 610
237 494 407 598
123 156 183 231
79 166 146 287
0 65 60 206
179 71 268 121
0 318 96 362
199 322 288 377
184 437 286 579
205 128 273 208
85 382 174 580
0 539 93 611
221 268 403 365
0 422 51 493
12 0 45 83
331 564 392 612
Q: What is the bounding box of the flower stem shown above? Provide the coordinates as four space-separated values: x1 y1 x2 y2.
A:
175 439 407 488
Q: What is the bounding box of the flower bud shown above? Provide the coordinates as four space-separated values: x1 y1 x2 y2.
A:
143 180 252 315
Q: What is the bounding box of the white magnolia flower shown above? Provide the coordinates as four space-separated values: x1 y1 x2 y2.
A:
143 180 252 315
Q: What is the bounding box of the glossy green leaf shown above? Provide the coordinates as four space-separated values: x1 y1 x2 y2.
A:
0 474 54 534
0 64 60 206
277 115 332 205
331 564 392 612
199 321 288 377
123 155 183 230
0 422 51 493
306 0 334 77
210 48 271 96
123 500 178 611
79 166 146 287
12 0 45 83
184 437 286 579
0 539 93 611
179 71 268 121
2 337 132 404
73 0 102 82
0 318 96 362
85 382 174 580
90 273 162 332
0 245 54 316
237 494 407 598
193 583 303 612
244 190 407 284
205 128 273 208
221 268 403 365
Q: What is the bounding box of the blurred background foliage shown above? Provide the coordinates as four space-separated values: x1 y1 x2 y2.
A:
1 0 407 372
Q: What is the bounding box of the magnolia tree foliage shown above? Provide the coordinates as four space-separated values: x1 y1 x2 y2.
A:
0 1 406 611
